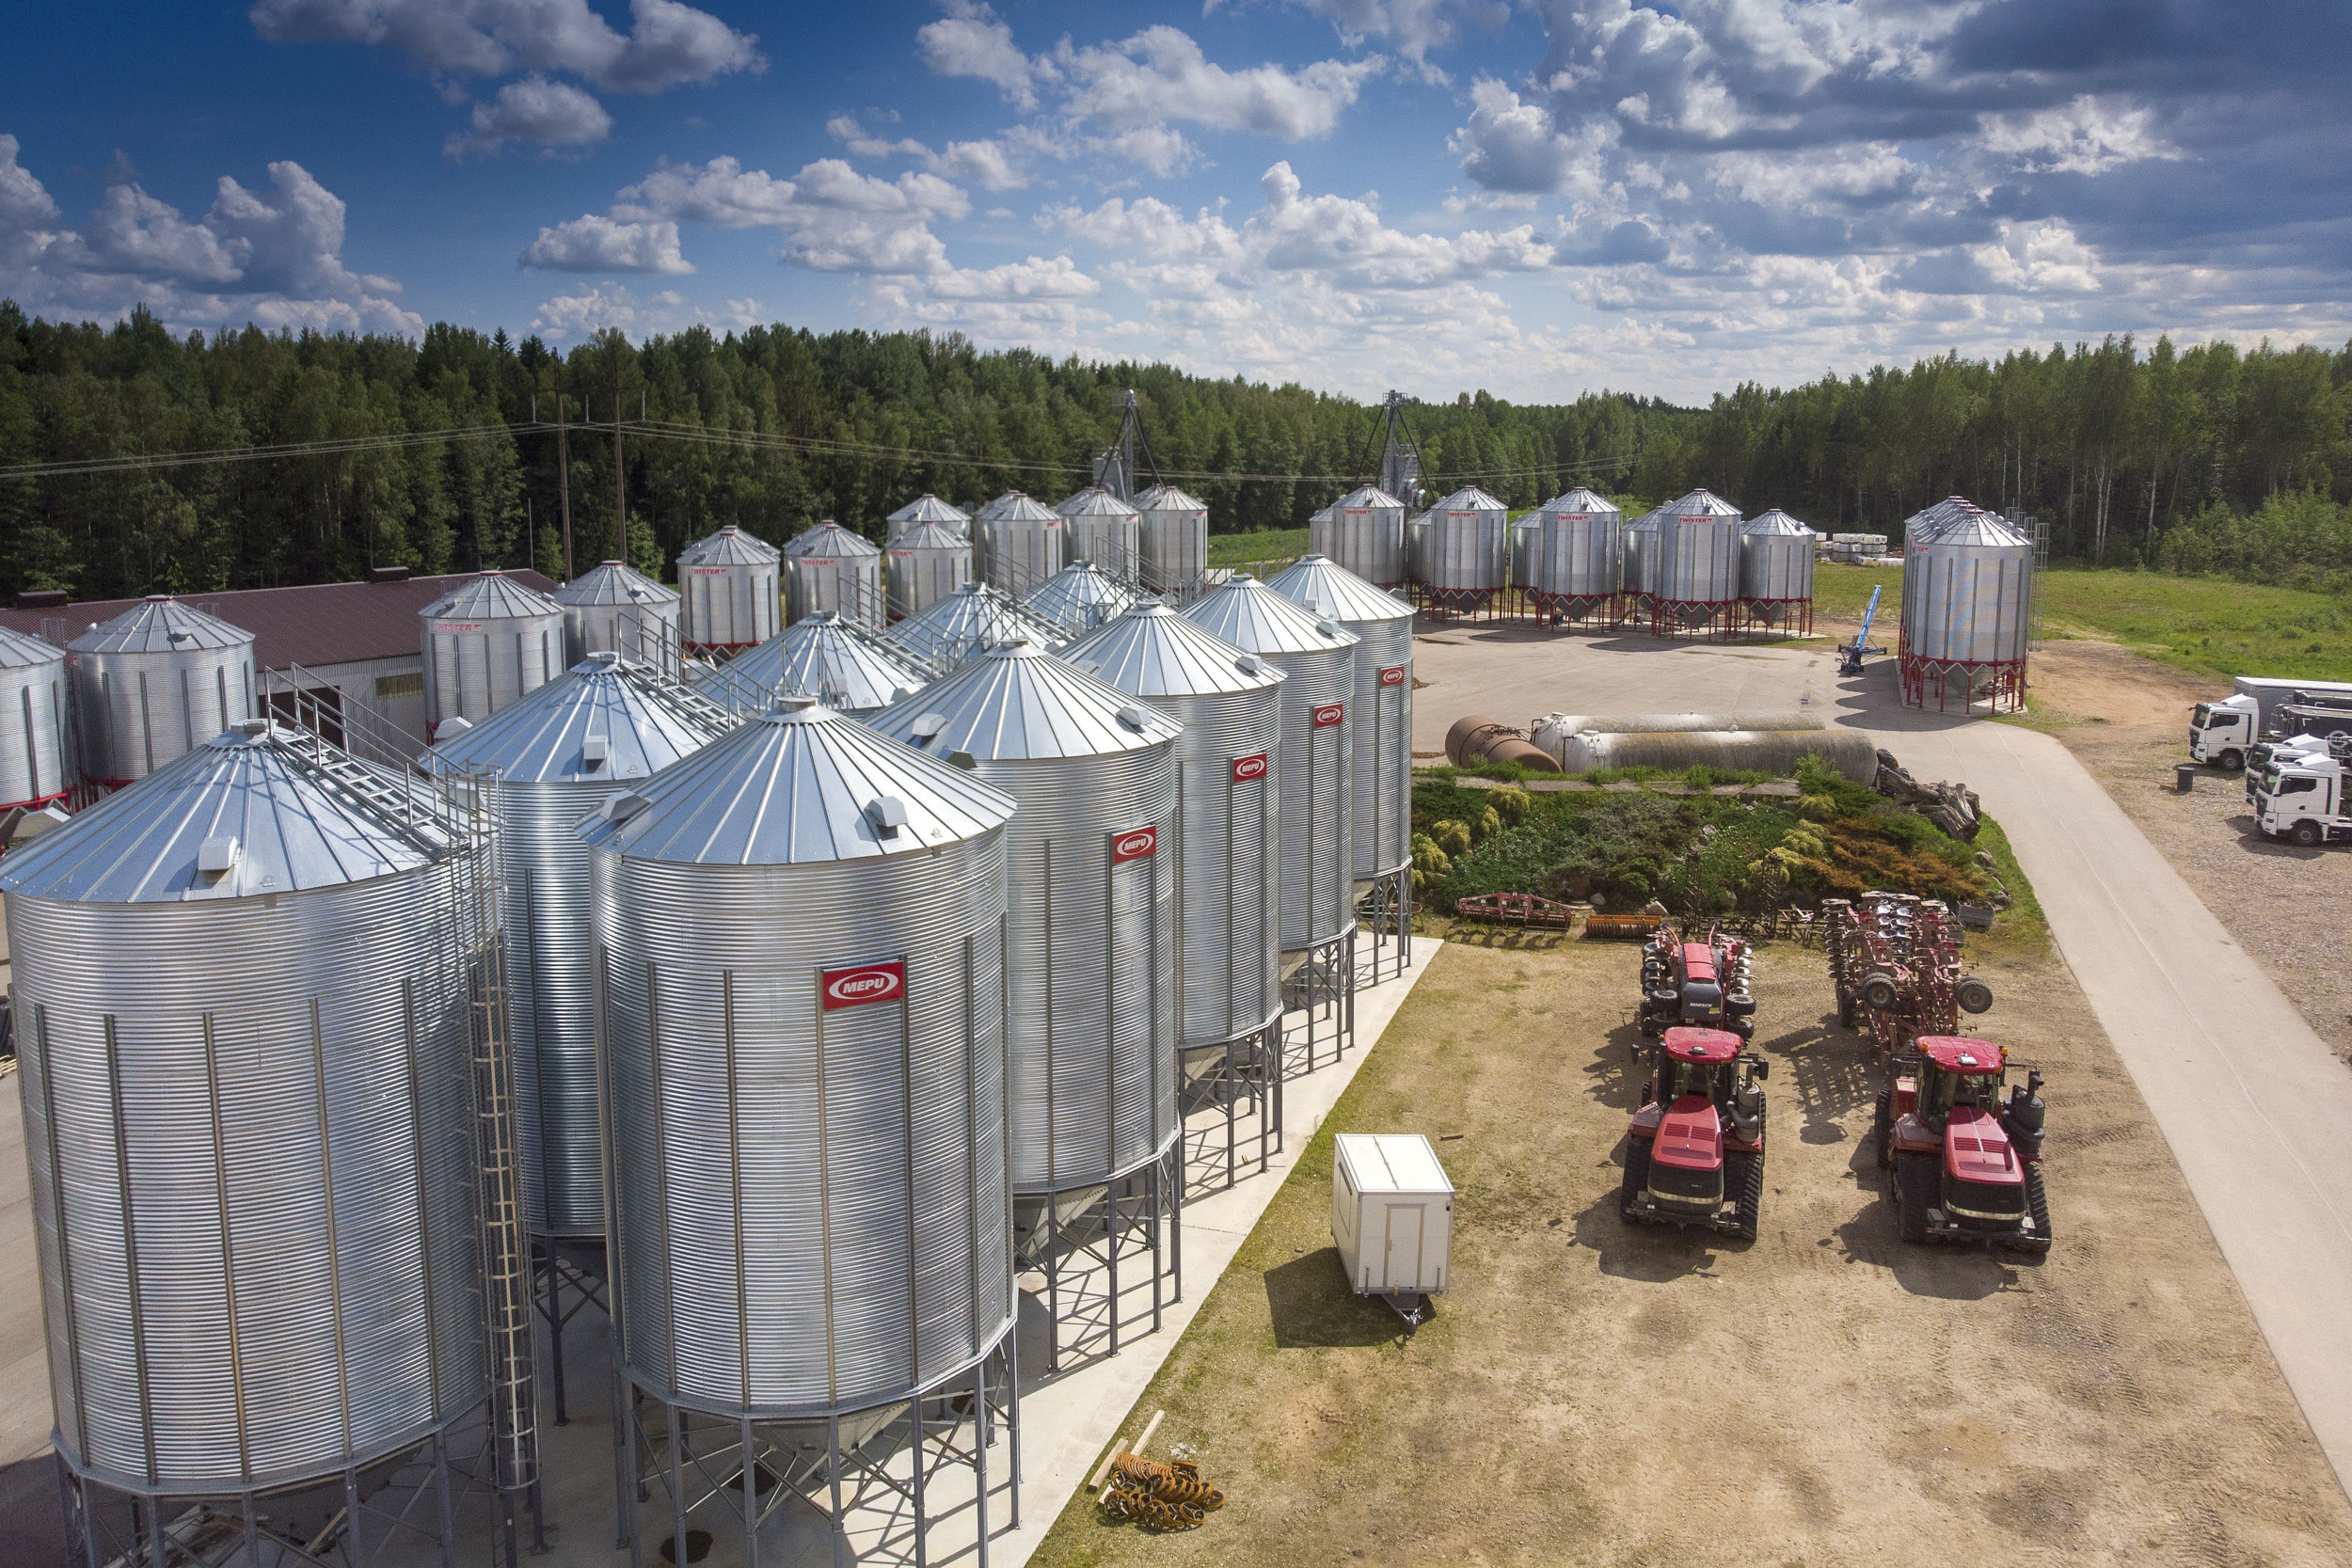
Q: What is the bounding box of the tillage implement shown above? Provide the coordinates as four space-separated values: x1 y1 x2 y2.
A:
1822 893 1992 1058
1636 921 1757 1040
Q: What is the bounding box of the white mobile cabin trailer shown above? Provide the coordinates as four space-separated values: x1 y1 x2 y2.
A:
1332 1132 1454 1325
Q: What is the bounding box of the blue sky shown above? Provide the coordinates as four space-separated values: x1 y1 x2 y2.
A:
5 1 2349 403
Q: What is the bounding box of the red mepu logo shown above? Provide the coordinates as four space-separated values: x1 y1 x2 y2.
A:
1313 703 1345 727
821 960 904 1010
1231 752 1268 784
1113 826 1157 862
1379 665 1406 687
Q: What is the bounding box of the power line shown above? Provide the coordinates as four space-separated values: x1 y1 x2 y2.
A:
0 421 552 481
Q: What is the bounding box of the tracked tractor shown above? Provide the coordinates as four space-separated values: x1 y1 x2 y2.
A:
1620 1026 1770 1241
1822 894 1992 1059
1874 1035 2050 1253
1636 922 1756 1041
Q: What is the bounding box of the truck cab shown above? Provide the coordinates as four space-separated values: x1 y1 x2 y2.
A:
2245 733 2339 807
2253 752 2352 847
2190 693 2260 769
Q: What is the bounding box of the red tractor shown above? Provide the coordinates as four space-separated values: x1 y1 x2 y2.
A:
1636 923 1756 1041
1620 1026 1770 1241
1875 1035 2050 1253
1822 894 1992 1059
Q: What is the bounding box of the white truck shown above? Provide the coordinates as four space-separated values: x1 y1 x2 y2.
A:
2233 676 2352 733
2194 686 2352 770
2190 693 2262 769
2252 751 2352 846
2246 733 2342 807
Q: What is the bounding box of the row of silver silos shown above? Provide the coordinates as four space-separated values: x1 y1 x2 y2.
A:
0 533 1412 1546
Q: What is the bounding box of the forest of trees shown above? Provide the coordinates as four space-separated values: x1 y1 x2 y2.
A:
1 297 2347 604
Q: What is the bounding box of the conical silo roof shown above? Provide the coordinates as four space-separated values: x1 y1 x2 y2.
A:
989 493 1062 525
889 582 1063 667
1667 488 1742 517
1902 496 1987 546
1265 554 1412 626
578 695 1014 865
553 559 677 610
1918 509 2027 548
887 494 971 529
711 612 929 714
1539 487 1620 516
896 520 968 552
1743 510 1816 536
1430 485 1508 515
785 520 882 559
678 524 778 565
0 625 65 669
0 721 452 902
1180 574 1359 657
420 571 564 622
419 653 726 784
1136 484 1207 513
1335 484 1405 511
1309 504 1334 527
1022 561 1148 631
1057 486 1139 522
69 595 251 654
867 641 1179 763
1063 603 1285 700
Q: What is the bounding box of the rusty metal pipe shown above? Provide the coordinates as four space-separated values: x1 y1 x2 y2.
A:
1444 715 1561 771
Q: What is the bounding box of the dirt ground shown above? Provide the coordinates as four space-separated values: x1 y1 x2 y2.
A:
1033 930 2352 1568
2020 641 2352 1063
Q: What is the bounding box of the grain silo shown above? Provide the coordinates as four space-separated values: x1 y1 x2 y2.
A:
890 580 1065 669
67 597 255 790
675 525 780 657
422 653 733 1251
553 559 679 667
588 696 1021 1563
1063 605 1284 1193
870 644 1180 1368
887 492 971 541
1059 487 1142 581
1183 576 1359 1070
418 571 566 739
1648 489 1744 639
6 720 521 1550
707 611 930 718
887 519 973 622
1406 510 1432 585
1529 489 1625 626
974 492 1065 597
1135 484 1209 599
1265 555 1413 984
0 626 70 811
1023 559 1149 637
1310 485 1407 588
1509 513 1543 594
1422 487 1509 615
1740 510 1818 632
1622 507 1662 614
785 520 886 631
1899 503 2032 713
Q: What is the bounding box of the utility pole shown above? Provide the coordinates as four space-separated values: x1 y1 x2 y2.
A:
554 375 575 580
612 358 627 564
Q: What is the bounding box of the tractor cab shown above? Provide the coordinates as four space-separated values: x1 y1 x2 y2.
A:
1619 1026 1770 1240
1879 1035 2050 1252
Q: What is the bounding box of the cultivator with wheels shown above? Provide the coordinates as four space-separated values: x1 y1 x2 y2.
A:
1822 893 1993 1057
1637 921 1757 1040
1873 1036 2051 1253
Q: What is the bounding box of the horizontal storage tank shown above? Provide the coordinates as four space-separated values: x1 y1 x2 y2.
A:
889 581 1065 669
586 695 1019 1417
870 644 1179 1196
1059 488 1142 582
0 626 69 810
1531 710 1822 763
1064 605 1283 1050
1266 555 1412 879
887 521 973 623
887 493 971 542
1551 725 1879 783
1903 506 2032 665
1650 489 1743 622
676 525 780 656
1023 560 1148 636
424 654 731 1239
1310 485 1407 588
419 572 565 738
1183 577 1358 952
709 612 930 718
1135 485 1208 596
2 720 485 1493
785 520 885 631
69 597 256 787
1530 489 1624 613
1423 487 1509 602
975 493 1064 598
1740 510 1817 625
555 560 680 666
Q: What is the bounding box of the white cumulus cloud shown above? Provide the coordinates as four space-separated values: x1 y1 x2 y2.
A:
248 0 762 92
519 214 690 273
447 74 612 158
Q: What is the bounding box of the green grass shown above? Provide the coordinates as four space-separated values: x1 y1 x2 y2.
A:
1208 528 1309 569
1814 561 2352 684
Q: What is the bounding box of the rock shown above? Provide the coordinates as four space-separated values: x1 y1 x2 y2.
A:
1643 899 1669 917
1590 892 1608 910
